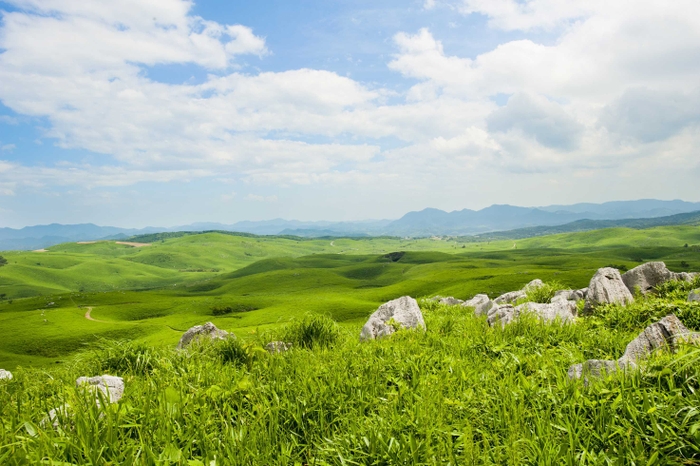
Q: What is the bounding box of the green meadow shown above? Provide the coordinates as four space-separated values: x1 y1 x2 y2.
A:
1 225 700 463
0 226 699 368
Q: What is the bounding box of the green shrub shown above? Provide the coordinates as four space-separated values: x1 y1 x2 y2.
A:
87 340 162 375
211 304 257 316
281 313 341 349
212 337 264 368
654 276 700 300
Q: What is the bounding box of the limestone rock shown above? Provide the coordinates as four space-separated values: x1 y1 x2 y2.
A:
486 304 516 327
360 296 425 341
583 267 634 314
568 314 699 380
265 341 292 354
567 360 620 380
673 272 698 282
177 322 229 349
462 294 494 316
76 375 125 403
619 314 698 366
553 288 586 303
621 262 674 295
45 404 71 429
0 369 12 381
494 290 525 305
430 296 464 305
523 279 545 291
488 300 577 327
689 289 700 302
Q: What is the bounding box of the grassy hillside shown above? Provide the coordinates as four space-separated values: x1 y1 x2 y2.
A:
0 226 699 368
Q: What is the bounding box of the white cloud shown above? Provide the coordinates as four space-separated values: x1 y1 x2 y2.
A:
424 0 437 10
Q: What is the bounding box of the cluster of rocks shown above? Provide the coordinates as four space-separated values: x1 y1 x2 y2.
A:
0 369 12 381
568 314 700 382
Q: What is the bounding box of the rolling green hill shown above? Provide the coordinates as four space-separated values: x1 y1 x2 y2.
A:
0 224 699 368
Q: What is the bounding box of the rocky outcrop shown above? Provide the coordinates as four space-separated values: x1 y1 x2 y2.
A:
430 296 464 305
494 279 544 305
487 300 577 327
690 289 700 302
177 322 229 349
568 315 699 381
265 341 292 354
462 294 494 316
583 267 634 314
0 369 12 381
77 375 125 403
360 296 425 341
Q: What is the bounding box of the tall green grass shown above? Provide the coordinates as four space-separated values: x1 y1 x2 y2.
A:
1 296 699 464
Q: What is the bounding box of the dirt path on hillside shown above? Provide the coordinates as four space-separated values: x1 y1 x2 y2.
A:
84 307 108 323
115 241 151 247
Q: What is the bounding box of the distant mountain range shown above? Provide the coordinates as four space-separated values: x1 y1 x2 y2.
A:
1 199 699 250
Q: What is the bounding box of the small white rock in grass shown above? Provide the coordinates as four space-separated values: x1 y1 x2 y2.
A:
177 322 229 349
265 341 292 354
486 300 577 327
689 289 700 302
360 296 425 341
462 294 494 316
76 375 125 403
0 369 12 381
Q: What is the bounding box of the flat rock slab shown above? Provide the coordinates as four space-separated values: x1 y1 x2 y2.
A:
0 369 12 381
177 322 229 349
487 300 577 327
360 296 425 341
430 296 464 305
583 267 634 314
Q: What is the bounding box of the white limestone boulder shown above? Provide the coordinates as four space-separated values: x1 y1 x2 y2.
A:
583 267 634 314
360 296 425 341
177 322 229 349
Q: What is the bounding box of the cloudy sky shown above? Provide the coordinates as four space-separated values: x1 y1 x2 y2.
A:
0 0 699 228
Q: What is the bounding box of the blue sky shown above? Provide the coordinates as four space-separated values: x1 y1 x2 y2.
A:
0 0 699 228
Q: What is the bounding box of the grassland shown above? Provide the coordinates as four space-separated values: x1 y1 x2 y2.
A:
0 225 700 463
0 226 699 369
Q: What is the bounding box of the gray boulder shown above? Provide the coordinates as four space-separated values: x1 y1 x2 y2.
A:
689 289 700 302
568 314 699 380
524 279 545 291
360 296 425 341
621 262 674 295
552 288 587 303
76 375 125 403
462 294 494 316
583 267 634 314
0 369 12 381
619 314 699 366
487 300 577 327
673 272 698 282
177 322 229 349
265 341 292 354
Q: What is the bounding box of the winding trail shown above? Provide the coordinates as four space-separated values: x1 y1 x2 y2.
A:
84 307 108 323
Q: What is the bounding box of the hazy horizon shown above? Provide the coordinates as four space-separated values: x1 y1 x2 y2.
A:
1 0 699 228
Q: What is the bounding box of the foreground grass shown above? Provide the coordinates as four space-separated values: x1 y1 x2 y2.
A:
1 294 700 465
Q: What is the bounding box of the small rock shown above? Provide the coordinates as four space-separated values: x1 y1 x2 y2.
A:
567 360 620 381
621 262 674 295
430 296 464 305
76 375 125 403
360 296 425 341
265 341 292 354
523 279 545 291
45 404 71 429
583 267 634 314
494 290 526 305
177 322 229 349
689 289 700 302
486 304 517 327
0 369 12 381
462 294 494 316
